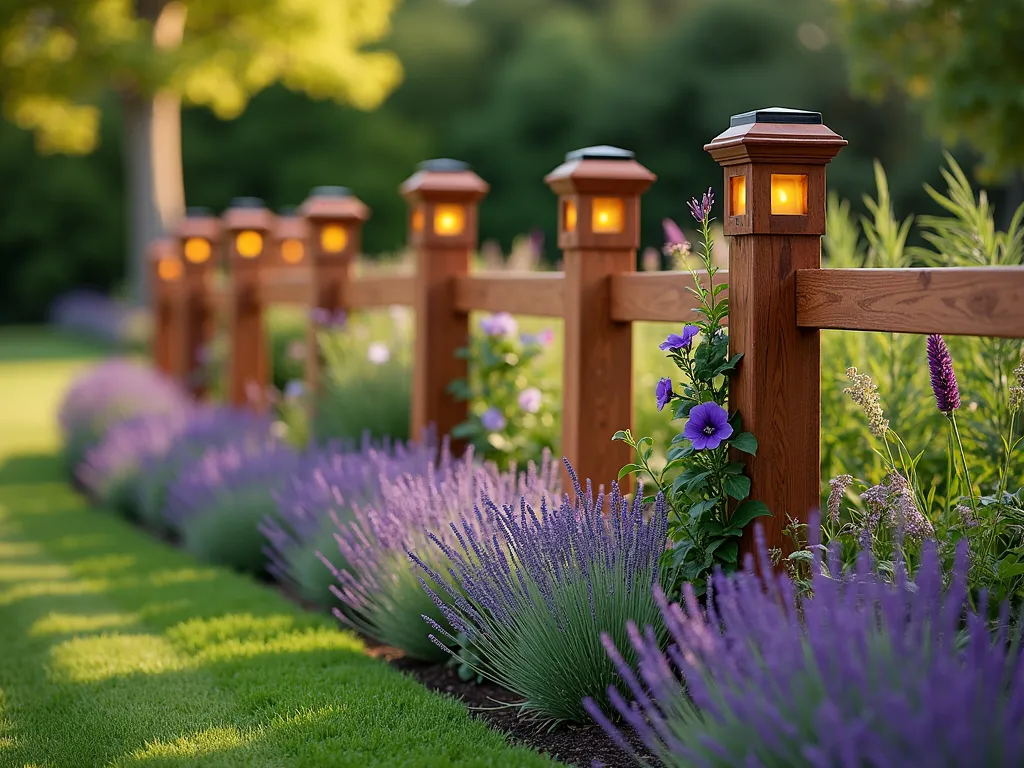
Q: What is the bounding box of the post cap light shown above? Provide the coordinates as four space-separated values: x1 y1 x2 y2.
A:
183 237 212 264
400 159 488 247
545 145 655 249
175 207 221 269
223 197 275 263
705 106 846 235
310 186 352 198
298 186 368 260
235 231 263 258
158 256 183 281
320 224 348 253
275 210 308 266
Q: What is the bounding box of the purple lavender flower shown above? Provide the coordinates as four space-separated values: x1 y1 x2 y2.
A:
480 407 507 432
683 401 733 450
58 358 191 474
49 290 143 346
134 406 273 531
518 387 542 414
479 312 518 338
587 530 1024 767
659 324 700 352
309 307 331 326
261 433 437 608
322 448 559 660
927 334 961 413
284 380 305 400
413 460 668 722
655 377 674 412
688 187 715 222
166 437 300 574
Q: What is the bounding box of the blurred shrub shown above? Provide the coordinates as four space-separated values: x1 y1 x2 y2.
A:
57 358 191 476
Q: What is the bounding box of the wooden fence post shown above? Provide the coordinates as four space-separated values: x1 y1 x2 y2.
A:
401 159 489 447
175 207 221 400
705 107 846 556
223 197 276 411
149 237 182 378
299 186 369 398
545 146 655 491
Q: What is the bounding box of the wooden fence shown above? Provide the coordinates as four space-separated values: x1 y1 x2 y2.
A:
148 107 1024 556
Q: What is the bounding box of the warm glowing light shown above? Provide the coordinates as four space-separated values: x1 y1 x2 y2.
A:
434 204 466 236
281 238 305 264
563 200 577 232
411 208 424 233
730 175 747 216
236 230 263 258
320 224 348 253
592 197 625 234
157 257 182 282
183 237 211 264
770 174 808 215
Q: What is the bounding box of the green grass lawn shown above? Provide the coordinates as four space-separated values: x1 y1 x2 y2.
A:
0 328 554 768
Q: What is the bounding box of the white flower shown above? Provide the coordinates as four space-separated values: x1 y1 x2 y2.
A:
367 342 390 365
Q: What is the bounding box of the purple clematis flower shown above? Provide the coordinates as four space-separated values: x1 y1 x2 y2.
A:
480 407 507 432
684 401 733 450
655 377 674 412
659 324 700 352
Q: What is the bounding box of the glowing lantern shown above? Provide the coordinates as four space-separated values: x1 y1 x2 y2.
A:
771 174 808 215
591 197 625 233
563 200 577 232
235 230 263 258
730 175 747 216
184 237 211 264
281 239 305 264
433 204 466 236
320 224 348 253
158 256 182 281
411 208 424 233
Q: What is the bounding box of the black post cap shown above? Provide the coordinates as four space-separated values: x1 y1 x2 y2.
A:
564 145 635 162
277 205 296 216
186 206 213 217
228 196 266 209
729 107 823 127
417 158 470 173
309 185 352 198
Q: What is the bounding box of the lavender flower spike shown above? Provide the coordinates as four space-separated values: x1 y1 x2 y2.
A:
927 334 961 413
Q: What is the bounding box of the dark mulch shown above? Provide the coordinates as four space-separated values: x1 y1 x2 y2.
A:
362 640 653 768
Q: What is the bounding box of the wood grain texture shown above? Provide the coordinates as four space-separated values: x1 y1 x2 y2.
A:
344 274 415 308
562 249 633 494
610 271 727 323
730 236 821 557
797 268 1024 338
454 273 565 317
179 274 216 400
411 248 469 446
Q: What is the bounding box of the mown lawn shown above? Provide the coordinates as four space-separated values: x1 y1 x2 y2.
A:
0 328 553 768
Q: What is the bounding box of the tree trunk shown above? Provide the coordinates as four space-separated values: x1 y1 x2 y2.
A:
122 90 185 305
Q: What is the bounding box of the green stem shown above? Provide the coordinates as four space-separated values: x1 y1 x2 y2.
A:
949 412 978 515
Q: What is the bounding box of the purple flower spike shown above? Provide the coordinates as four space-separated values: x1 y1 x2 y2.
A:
688 187 715 223
659 324 700 352
927 334 960 413
655 378 674 412
683 401 733 450
662 218 687 248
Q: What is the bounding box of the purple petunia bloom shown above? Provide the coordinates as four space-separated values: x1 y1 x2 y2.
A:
683 401 733 450
586 529 1024 767
927 334 961 413
688 187 715 223
655 377 674 412
659 324 700 352
479 312 518 338
518 387 542 414
480 407 507 432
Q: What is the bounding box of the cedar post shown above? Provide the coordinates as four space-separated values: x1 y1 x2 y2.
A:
299 186 369 397
223 197 276 411
149 237 182 378
175 207 221 400
705 107 846 556
545 146 655 491
401 159 489 447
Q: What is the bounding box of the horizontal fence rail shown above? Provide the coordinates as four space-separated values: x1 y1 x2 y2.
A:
454 273 565 316
797 267 1024 338
610 271 728 323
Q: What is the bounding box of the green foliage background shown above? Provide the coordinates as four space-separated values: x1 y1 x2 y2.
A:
0 0 982 321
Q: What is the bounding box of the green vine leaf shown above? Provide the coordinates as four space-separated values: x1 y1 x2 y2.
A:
723 474 751 501
730 432 758 455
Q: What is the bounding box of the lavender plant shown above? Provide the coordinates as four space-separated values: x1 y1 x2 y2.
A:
134 407 274 532
261 434 436 609
165 437 300 574
616 190 766 596
413 461 668 724
587 531 1024 767
57 358 191 474
322 448 559 662
448 313 559 467
77 409 194 516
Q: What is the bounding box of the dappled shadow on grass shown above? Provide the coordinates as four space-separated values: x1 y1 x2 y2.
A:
0 451 554 768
